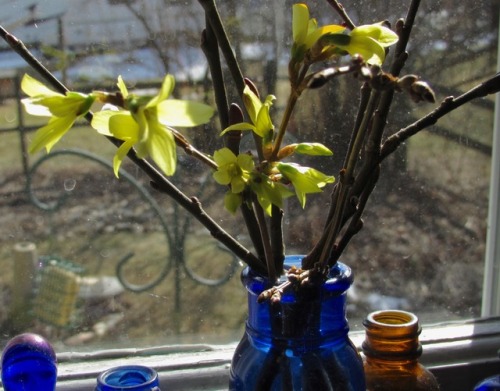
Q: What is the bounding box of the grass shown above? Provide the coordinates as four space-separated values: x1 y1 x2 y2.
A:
408 131 491 196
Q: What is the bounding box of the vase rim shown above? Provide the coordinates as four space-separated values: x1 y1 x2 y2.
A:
242 256 353 295
366 310 418 327
363 310 421 340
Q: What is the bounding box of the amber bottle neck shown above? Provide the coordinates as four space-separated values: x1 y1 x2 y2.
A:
362 310 422 361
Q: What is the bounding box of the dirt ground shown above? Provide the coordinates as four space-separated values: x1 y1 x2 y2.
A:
0 148 489 350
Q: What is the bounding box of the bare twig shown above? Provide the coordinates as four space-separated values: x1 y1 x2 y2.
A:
306 57 364 89
257 265 326 303
271 206 285 276
303 0 424 271
197 0 245 95
169 127 218 170
0 26 68 96
325 0 356 30
254 196 277 282
0 25 266 275
315 90 380 269
200 21 229 129
381 73 500 161
198 0 273 270
231 107 266 263
331 166 379 262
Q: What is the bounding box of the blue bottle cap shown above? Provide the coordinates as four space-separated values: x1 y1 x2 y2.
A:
1 333 57 391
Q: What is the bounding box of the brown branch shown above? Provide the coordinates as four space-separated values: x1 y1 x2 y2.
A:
271 205 285 275
0 25 265 274
200 20 229 129
253 196 276 282
325 0 356 30
197 0 245 96
306 57 364 89
331 166 379 263
390 0 421 76
168 127 218 170
380 73 500 161
230 106 266 263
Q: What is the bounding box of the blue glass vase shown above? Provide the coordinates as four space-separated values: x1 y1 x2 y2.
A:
474 375 500 391
1 333 57 391
96 365 160 391
229 255 365 390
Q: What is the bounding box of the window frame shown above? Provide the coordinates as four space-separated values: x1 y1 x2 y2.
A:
482 12 500 317
1 3 499 391
21 317 500 391
34 68 500 390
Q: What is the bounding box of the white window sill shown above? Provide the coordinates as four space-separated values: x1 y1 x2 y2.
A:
3 317 500 390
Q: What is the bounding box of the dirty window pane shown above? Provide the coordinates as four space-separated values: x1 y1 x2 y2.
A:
0 0 497 351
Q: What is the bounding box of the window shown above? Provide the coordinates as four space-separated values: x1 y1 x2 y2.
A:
0 0 499 389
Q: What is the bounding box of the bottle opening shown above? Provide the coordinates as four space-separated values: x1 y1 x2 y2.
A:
98 365 158 388
369 310 418 327
116 371 148 385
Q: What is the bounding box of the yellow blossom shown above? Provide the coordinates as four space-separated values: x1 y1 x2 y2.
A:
21 74 95 153
91 75 214 176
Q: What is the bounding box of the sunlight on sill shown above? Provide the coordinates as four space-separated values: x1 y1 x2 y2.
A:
31 317 500 391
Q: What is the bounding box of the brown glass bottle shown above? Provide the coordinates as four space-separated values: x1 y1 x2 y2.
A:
362 310 440 391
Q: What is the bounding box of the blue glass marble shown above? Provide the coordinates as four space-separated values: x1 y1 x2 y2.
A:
96 365 160 391
1 333 57 391
229 255 365 390
474 375 500 391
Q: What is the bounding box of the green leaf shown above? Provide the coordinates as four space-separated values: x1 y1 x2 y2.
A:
305 24 345 50
220 122 256 136
254 102 274 138
294 142 333 156
342 23 398 64
343 35 386 65
250 174 293 216
277 163 335 208
242 85 262 124
351 23 398 47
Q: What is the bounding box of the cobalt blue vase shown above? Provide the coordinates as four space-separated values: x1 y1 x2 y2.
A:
229 255 365 390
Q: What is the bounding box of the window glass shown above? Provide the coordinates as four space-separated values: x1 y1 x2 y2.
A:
0 0 497 352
